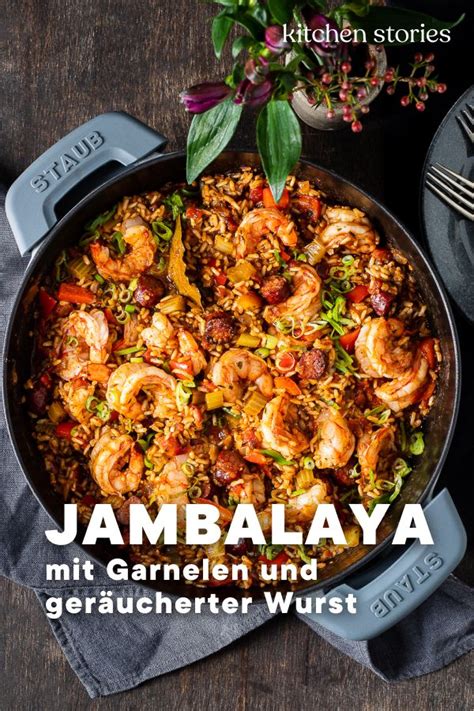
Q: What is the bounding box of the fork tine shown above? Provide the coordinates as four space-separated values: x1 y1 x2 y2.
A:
426 180 474 221
428 166 474 200
456 113 474 142
433 163 474 190
427 172 474 210
461 108 474 127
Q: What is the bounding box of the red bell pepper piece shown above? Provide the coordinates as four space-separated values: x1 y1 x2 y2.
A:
55 421 76 440
275 351 296 373
39 288 57 318
263 187 290 209
169 360 194 380
347 284 369 303
186 206 203 220
259 551 289 566
57 283 95 305
215 272 227 286
104 307 117 325
243 451 268 466
339 328 361 353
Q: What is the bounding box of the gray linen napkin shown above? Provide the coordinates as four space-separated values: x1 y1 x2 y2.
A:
1 189 473 698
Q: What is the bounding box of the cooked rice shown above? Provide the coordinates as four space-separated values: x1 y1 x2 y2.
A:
25 167 439 589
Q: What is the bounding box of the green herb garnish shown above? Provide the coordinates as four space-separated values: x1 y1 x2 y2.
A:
258 544 284 561
152 220 173 242
164 192 185 219
409 431 425 455
297 545 311 564
334 340 357 375
260 449 295 467
85 205 116 232
115 345 145 356
112 231 126 255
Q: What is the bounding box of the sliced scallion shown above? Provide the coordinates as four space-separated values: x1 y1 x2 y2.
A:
115 345 145 356
152 220 173 242
409 432 424 456
260 449 295 467
112 231 126 255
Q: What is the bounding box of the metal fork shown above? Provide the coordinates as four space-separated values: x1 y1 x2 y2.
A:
457 104 474 144
426 163 474 221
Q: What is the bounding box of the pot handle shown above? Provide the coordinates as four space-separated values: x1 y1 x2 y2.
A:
304 488 466 640
5 111 167 255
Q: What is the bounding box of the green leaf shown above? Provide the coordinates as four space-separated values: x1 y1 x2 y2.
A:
349 7 465 45
257 100 302 202
233 12 265 39
334 1 370 19
231 35 255 59
268 0 294 25
250 4 268 26
186 99 242 184
212 12 233 59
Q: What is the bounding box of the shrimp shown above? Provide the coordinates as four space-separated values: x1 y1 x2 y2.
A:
57 309 110 381
59 377 95 424
141 313 175 350
261 394 309 460
176 329 207 376
312 406 355 469
90 218 157 281
287 480 330 523
263 262 322 326
152 455 189 526
228 474 266 506
106 362 177 421
90 429 144 495
320 206 378 254
357 426 395 482
235 208 298 258
210 348 273 403
257 508 272 535
141 313 207 376
375 349 430 412
355 318 413 379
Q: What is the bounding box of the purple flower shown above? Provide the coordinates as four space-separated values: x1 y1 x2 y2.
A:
301 10 340 56
180 82 231 113
234 78 273 107
265 25 289 54
245 79 273 107
234 79 252 106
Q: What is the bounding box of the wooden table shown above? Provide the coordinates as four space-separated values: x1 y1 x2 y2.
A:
2 1 473 708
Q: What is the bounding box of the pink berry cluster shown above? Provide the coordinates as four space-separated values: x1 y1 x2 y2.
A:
305 51 447 133
387 52 447 113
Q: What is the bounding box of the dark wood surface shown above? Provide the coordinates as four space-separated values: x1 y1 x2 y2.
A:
1 1 473 709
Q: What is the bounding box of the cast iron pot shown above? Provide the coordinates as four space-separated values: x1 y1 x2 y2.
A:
2 112 467 640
